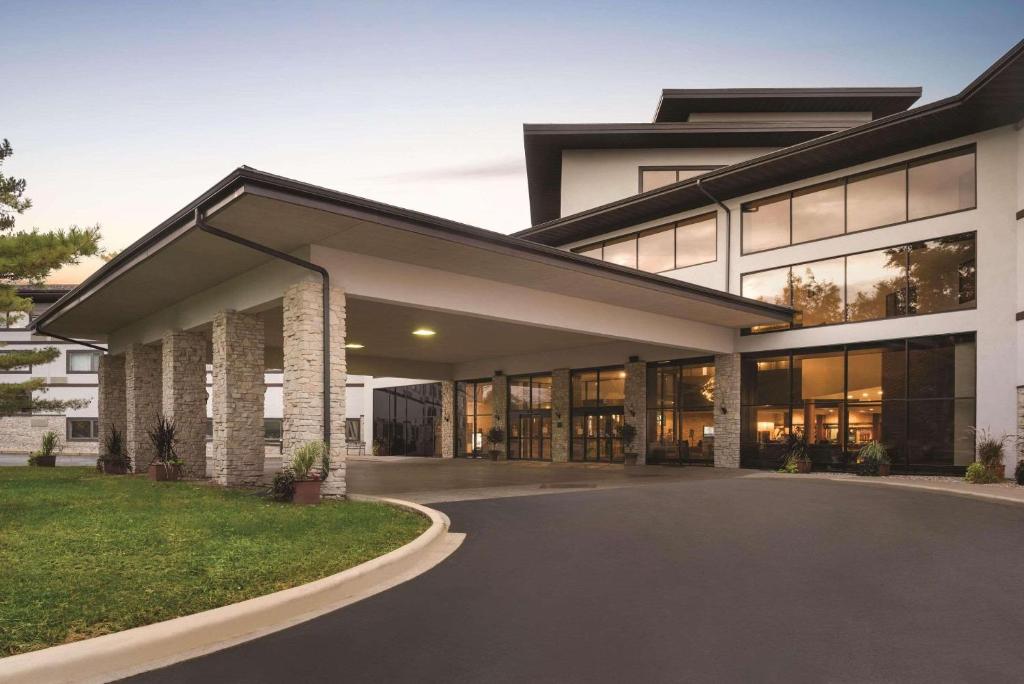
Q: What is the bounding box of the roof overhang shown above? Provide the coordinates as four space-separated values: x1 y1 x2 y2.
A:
517 40 1024 247
523 121 849 225
653 87 922 123
31 168 793 344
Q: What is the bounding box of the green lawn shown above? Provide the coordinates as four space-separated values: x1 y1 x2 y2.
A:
0 467 428 657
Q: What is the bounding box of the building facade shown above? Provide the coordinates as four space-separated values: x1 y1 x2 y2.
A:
27 40 1024 492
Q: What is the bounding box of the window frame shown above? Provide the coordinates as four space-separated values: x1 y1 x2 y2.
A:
0 349 33 374
740 231 976 334
638 165 722 194
66 350 102 374
740 145 976 256
66 417 99 441
570 211 718 274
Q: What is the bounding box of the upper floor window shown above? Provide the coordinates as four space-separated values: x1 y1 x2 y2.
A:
572 212 717 274
0 349 32 373
741 232 976 333
640 166 719 193
67 350 102 373
741 146 976 255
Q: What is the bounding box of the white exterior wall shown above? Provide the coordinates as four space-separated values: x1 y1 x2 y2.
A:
560 147 776 218
559 125 1022 467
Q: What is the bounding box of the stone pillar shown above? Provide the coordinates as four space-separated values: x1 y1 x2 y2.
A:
212 311 266 486
282 281 347 498
551 369 571 463
125 343 162 472
162 332 208 479
713 353 741 468
97 354 127 456
1017 386 1024 468
624 360 647 465
440 380 455 458
491 374 508 461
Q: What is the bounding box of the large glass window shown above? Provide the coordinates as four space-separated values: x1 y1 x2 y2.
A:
742 193 790 253
373 383 442 457
741 334 976 471
790 257 844 327
740 147 975 254
907 235 976 315
792 181 845 243
640 167 718 193
675 213 717 268
908 149 976 221
602 235 637 269
457 380 493 457
637 225 674 273
508 374 553 461
845 247 908 322
846 166 906 232
647 360 716 465
571 368 625 463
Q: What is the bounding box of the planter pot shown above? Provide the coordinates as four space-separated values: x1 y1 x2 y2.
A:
102 461 129 475
292 479 322 504
878 463 891 477
624 453 638 466
796 460 813 474
148 463 182 482
985 463 1005 480
32 455 57 467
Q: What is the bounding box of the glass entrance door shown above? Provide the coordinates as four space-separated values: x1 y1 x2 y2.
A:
572 412 624 462
510 413 551 460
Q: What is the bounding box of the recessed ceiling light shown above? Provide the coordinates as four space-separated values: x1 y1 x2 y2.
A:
345 343 365 349
412 328 436 337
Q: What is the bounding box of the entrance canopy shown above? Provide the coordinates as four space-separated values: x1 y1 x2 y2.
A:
33 167 791 377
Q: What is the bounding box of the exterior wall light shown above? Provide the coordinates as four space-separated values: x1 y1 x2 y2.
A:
345 343 365 349
412 328 436 337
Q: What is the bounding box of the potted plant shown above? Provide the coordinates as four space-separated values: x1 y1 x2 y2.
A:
486 425 506 461
855 440 890 476
147 416 183 481
971 427 1010 480
620 422 639 466
290 440 328 504
779 433 811 473
1015 459 1024 486
97 426 131 474
28 431 62 467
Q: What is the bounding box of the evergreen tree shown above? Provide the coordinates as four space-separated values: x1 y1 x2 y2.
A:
0 139 101 414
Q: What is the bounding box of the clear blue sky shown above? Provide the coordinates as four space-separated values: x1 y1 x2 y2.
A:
3 1 1022 282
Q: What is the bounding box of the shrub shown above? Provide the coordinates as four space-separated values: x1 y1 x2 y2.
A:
28 431 62 465
970 427 1011 467
1015 460 1024 486
486 426 505 446
855 441 889 476
270 470 296 501
965 461 998 484
620 423 638 446
98 425 131 471
777 433 809 472
291 441 326 481
147 416 180 468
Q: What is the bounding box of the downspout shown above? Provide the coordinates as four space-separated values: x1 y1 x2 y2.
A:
193 209 332 449
696 178 731 294
31 328 107 353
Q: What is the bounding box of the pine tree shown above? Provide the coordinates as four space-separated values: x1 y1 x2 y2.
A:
0 139 101 415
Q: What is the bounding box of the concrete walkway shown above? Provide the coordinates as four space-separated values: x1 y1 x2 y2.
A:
127 473 1024 683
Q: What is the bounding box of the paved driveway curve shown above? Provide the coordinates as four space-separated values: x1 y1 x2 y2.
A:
128 476 1024 683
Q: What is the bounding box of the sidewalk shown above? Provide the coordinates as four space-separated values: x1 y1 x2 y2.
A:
750 470 1024 505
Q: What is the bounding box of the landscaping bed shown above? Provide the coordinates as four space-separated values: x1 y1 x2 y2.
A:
0 467 428 657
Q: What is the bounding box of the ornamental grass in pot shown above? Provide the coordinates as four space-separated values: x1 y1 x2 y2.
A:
289 440 330 504
971 427 1011 480
147 416 183 481
97 425 131 474
779 433 811 474
855 440 890 476
28 431 61 467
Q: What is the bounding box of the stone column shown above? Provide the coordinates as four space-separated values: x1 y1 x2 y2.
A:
440 380 455 458
282 281 347 498
125 343 162 472
551 369 571 463
97 354 127 456
162 332 208 479
624 361 647 465
713 353 741 468
1017 386 1024 468
211 311 266 486
491 374 508 461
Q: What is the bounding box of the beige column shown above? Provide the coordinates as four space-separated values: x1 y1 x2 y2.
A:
713 353 741 468
491 374 508 461
440 380 455 458
162 331 208 478
624 360 647 464
97 354 127 455
125 343 162 472
211 311 265 486
551 369 571 463
282 280 347 498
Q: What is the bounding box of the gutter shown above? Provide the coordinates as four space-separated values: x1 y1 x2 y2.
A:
193 209 332 450
696 178 731 294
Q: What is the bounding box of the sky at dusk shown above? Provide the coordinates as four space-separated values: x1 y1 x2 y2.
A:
3 0 1023 283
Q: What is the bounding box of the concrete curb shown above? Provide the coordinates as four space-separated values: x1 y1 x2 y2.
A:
751 471 1024 506
0 496 464 684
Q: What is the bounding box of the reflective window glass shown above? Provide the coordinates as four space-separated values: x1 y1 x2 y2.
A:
908 150 975 220
792 181 845 243
791 257 845 327
676 214 717 268
846 166 906 232
603 235 637 269
846 247 908 321
742 193 790 253
637 224 674 273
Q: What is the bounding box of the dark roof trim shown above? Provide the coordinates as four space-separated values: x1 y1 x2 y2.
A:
32 168 793 332
517 40 1024 246
653 87 922 122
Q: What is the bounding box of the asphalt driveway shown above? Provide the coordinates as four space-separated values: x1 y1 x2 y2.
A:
127 473 1024 683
